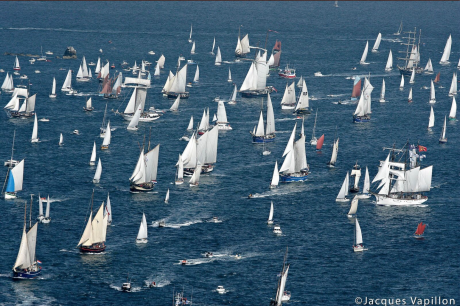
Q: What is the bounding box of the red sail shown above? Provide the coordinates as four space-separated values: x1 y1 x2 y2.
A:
415 222 426 235
434 72 440 83
273 40 281 51
272 51 282 67
316 134 325 150
351 79 362 98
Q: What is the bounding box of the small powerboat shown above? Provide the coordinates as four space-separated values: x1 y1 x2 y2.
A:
149 281 156 288
216 286 225 294
19 75 28 79
234 254 242 259
158 220 166 228
122 274 132 292
273 225 282 235
314 71 323 77
88 62 96 66
181 260 187 265
45 51 53 55
72 130 80 135
39 118 49 122
248 194 254 199
211 217 220 223
148 51 155 55
205 252 213 258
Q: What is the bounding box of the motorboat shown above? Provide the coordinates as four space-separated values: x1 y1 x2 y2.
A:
19 75 28 79
122 282 131 292
234 254 242 259
45 51 53 55
205 252 213 258
210 217 220 223
72 130 80 135
278 65 296 79
216 286 225 294
148 51 155 55
88 62 96 66
39 118 49 122
273 225 282 235
314 71 323 77
181 260 187 265
158 220 166 227
35 70 41 74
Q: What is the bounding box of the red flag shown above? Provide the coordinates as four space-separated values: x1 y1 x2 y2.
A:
418 145 427 152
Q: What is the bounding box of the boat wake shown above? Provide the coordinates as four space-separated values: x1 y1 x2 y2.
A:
109 284 142 292
38 197 66 203
59 249 78 253
151 219 203 229
144 275 172 288
327 94 348 97
275 118 296 122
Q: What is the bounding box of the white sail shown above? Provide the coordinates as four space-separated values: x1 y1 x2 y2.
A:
189 163 202 186
430 80 436 103
145 144 160 182
13 226 31 270
76 65 83 78
102 121 111 146
86 97 92 109
216 101 228 123
170 96 181 112
193 65 199 83
439 34 452 64
449 73 457 96
4 94 20 111
14 56 20 70
157 54 165 69
294 80 309 111
348 196 359 216
105 193 112 224
124 88 138 114
137 213 148 240
59 133 63 145
408 88 413 101
215 47 222 65
409 68 415 84
330 138 339 165
441 116 447 140
354 93 366 116
187 116 194 130
130 150 146 184
271 161 279 187
191 41 196 54
425 58 433 73
266 93 275 135
127 107 141 130
228 68 232 82
360 41 369 64
355 218 363 245
61 69 72 91
211 37 215 54
176 154 184 181
372 33 382 51
235 35 243 55
255 51 269 90
449 97 457 119
417 166 433 192
337 172 349 200
95 57 101 74
276 265 290 306
90 142 96 164
169 64 187 93
240 62 256 91
280 82 296 107
45 195 50 218
84 203 106 245
26 222 38 267
31 114 39 142
154 62 160 76
198 108 209 131
182 133 197 169
205 126 218 164
399 75 404 88
380 79 386 101
189 24 193 41
165 189 170 202
2 72 13 90
78 211 93 247
230 84 237 102
385 50 393 70
39 197 44 216
241 34 250 54
267 53 275 66
51 77 56 95
363 167 370 194
268 201 274 222
93 158 102 183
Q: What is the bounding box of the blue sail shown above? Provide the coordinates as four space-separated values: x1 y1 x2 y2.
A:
5 172 15 193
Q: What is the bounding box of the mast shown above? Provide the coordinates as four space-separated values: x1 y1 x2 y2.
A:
11 130 16 167
29 194 33 229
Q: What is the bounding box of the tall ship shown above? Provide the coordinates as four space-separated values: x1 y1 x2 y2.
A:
397 28 423 76
129 143 160 192
370 143 432 206
250 94 276 143
279 122 309 182
239 50 275 98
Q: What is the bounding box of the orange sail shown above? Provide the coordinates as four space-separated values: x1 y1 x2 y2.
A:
434 72 440 83
316 134 325 150
351 78 361 98
414 222 426 236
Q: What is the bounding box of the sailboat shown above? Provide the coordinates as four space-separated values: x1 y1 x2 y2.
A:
169 96 180 112
350 76 361 101
197 108 210 134
428 106 435 130
379 79 386 102
266 201 275 225
1 72 14 93
269 248 290 306
211 37 216 55
90 142 96 165
356 167 371 199
235 26 250 58
105 193 112 225
399 75 404 89
347 196 358 218
59 133 64 146
279 122 309 182
448 72 457 96
280 82 296 109
129 143 160 192
31 114 39 143
353 218 367 252
188 24 193 43
350 162 361 193
414 222 426 238
336 172 350 202
13 56 21 70
360 41 369 65
183 125 219 175
37 195 44 221
409 68 415 84
76 56 91 82
429 80 436 104
228 68 232 82
83 97 94 111
370 144 433 206
251 94 276 143
49 77 57 98
187 116 194 131
77 194 108 253
270 161 279 189
327 137 339 167
127 107 142 130
434 72 440 83
228 84 238 105
215 46 222 66
372 33 381 52
408 87 413 102
216 100 232 130
189 163 202 187
439 116 447 143
193 65 199 83
166 64 189 99
165 189 170 203
61 69 73 92
424 58 434 74
353 77 373 123
310 110 318 145
175 154 184 185
294 79 310 114
4 159 24 199
12 202 41 279
93 158 102 183
136 213 148 243
41 195 51 224
101 120 111 149
439 34 452 64
449 97 457 120
316 134 324 151
385 50 393 71
394 20 403 35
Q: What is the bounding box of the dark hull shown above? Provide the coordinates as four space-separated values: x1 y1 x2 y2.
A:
353 115 370 123
80 243 106 253
252 134 275 143
130 181 154 192
167 92 189 99
398 66 423 76
13 267 42 279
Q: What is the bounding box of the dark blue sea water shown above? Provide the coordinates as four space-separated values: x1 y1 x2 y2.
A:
0 1 459 305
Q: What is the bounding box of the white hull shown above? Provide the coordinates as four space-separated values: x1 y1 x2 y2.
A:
355 193 371 199
40 218 51 224
379 98 386 103
374 194 428 206
217 124 232 130
353 245 367 252
429 99 436 104
49 94 57 98
175 179 184 185
281 104 295 110
136 238 148 244
336 198 350 202
4 192 17 199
